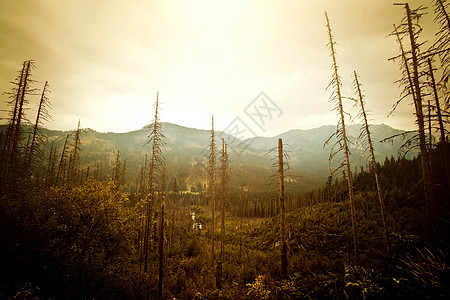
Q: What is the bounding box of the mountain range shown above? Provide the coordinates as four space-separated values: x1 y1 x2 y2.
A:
30 122 416 193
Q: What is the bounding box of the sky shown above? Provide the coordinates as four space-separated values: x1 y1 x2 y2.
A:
0 0 439 138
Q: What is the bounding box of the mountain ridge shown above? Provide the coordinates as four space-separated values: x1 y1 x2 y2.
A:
2 122 415 192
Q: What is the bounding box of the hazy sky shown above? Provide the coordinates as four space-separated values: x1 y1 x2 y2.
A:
0 0 438 137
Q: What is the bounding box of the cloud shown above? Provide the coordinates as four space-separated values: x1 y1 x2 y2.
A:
0 0 440 136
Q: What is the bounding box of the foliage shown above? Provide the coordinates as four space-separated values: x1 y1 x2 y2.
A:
0 179 143 299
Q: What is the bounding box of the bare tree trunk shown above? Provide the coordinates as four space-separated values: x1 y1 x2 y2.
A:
112 150 121 185
239 185 243 265
56 133 70 184
353 71 391 261
428 58 450 191
68 120 82 184
209 116 216 268
158 167 166 299
7 60 32 178
27 81 49 170
278 139 287 278
404 3 435 216
2 61 26 176
217 138 228 289
143 92 164 274
325 12 359 262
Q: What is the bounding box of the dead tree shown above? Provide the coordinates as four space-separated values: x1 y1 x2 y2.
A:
142 92 165 274
353 71 391 261
158 166 166 299
239 185 244 265
120 160 126 187
432 0 450 101
427 58 450 191
324 11 359 261
27 81 51 174
2 61 26 167
393 3 434 216
217 138 228 289
68 120 82 184
112 150 121 185
5 60 35 179
46 142 57 185
55 133 70 184
208 115 217 269
278 138 287 278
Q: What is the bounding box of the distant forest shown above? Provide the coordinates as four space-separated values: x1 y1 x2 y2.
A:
1 2 450 299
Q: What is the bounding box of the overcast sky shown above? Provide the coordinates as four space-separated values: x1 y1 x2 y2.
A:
0 0 438 137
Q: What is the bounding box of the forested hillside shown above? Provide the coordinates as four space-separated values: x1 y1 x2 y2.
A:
0 122 416 194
